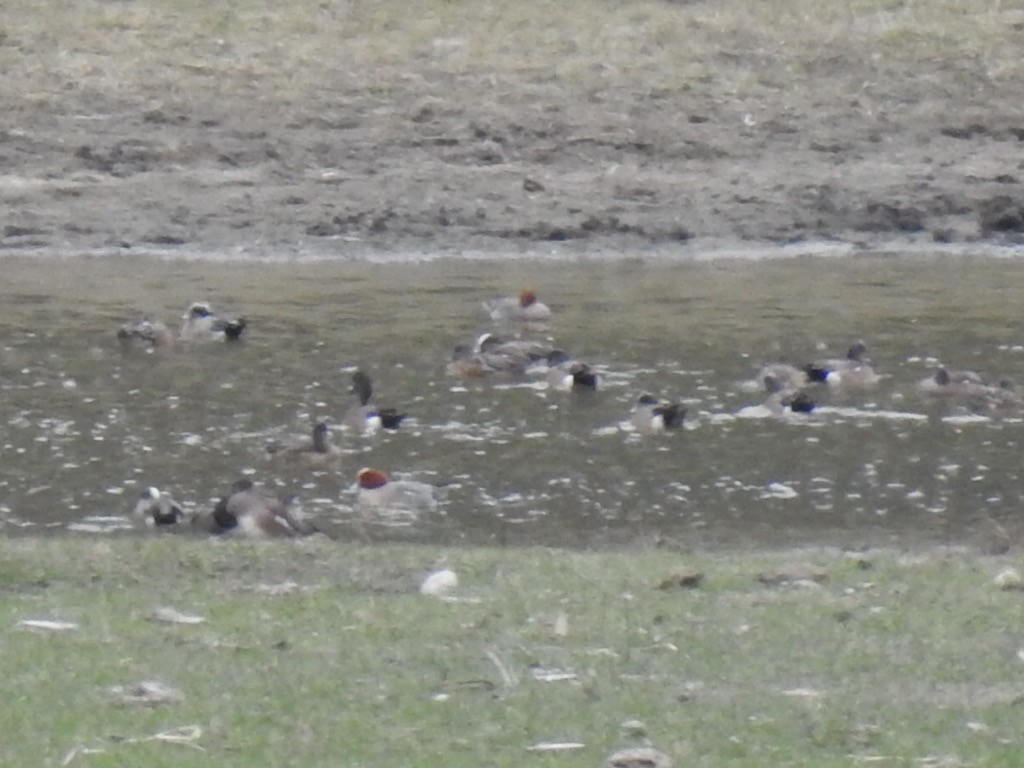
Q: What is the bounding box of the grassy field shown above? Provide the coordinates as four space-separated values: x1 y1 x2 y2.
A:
2 0 1022 110
2 537 1024 766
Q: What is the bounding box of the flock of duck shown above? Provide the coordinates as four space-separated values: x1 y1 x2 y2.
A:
119 290 1020 539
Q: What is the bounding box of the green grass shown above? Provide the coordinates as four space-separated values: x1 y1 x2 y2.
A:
1 0 1021 112
2 538 1024 766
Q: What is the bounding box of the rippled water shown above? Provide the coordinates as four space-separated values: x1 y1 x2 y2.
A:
4 249 1024 550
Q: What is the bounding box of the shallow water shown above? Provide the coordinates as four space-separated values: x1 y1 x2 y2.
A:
3 248 1024 550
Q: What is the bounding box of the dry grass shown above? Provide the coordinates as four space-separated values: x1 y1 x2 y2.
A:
1 0 1021 112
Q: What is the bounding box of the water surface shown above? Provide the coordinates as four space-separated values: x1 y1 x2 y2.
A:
3 249 1023 550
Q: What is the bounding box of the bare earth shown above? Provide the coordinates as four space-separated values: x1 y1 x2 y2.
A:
4 7 1024 257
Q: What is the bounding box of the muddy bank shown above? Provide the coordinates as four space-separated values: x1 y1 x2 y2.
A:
3 86 1024 256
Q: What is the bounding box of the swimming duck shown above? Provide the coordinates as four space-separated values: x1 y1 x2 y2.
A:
446 334 551 378
267 421 344 468
355 467 441 512
752 363 809 392
546 352 599 391
804 341 880 390
447 344 500 378
133 486 184 527
483 288 552 322
343 370 407 434
631 393 686 434
201 479 316 538
917 367 1020 410
178 301 247 343
117 316 174 350
763 374 816 414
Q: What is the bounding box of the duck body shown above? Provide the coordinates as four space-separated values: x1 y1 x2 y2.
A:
547 359 599 391
918 367 1020 410
804 341 879 390
446 335 548 378
763 374 817 414
754 363 809 392
133 487 183 526
343 370 408 434
631 393 686 435
203 479 316 538
179 302 247 343
118 317 174 350
267 422 343 468
483 289 552 322
356 467 440 512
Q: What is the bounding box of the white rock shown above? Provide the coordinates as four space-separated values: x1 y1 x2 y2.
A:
420 568 458 596
994 568 1024 591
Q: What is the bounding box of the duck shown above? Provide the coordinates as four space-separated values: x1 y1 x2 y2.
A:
446 334 550 378
804 341 879 390
546 351 599 391
751 363 809 392
133 486 184 527
763 374 816 414
631 393 686 434
178 301 247 343
266 421 343 468
117 316 174 350
199 479 317 538
355 467 441 512
343 370 407 434
917 367 1020 410
483 288 552 322
447 343 500 379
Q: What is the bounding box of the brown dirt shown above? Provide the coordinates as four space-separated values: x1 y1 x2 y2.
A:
4 9 1024 257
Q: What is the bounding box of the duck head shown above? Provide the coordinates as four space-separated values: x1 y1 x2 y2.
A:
569 362 598 390
846 341 868 362
351 370 374 406
357 467 389 490
186 301 213 320
519 289 538 308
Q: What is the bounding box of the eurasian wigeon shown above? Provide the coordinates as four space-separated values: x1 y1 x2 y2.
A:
804 341 879 389
446 335 547 378
355 467 441 512
267 422 344 468
117 316 175 350
763 374 816 414
179 301 247 343
483 288 552 322
631 393 686 434
546 352 599 391
200 479 317 538
133 486 184 527
917 367 1019 410
751 363 810 392
343 370 407 434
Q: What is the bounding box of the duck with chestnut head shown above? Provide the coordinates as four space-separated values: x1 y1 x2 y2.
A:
483 288 552 323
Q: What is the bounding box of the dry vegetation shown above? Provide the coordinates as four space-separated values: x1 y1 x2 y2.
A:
3 0 1022 112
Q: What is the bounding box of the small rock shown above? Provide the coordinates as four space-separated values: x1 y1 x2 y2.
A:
605 746 673 768
420 568 458 596
994 568 1024 591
